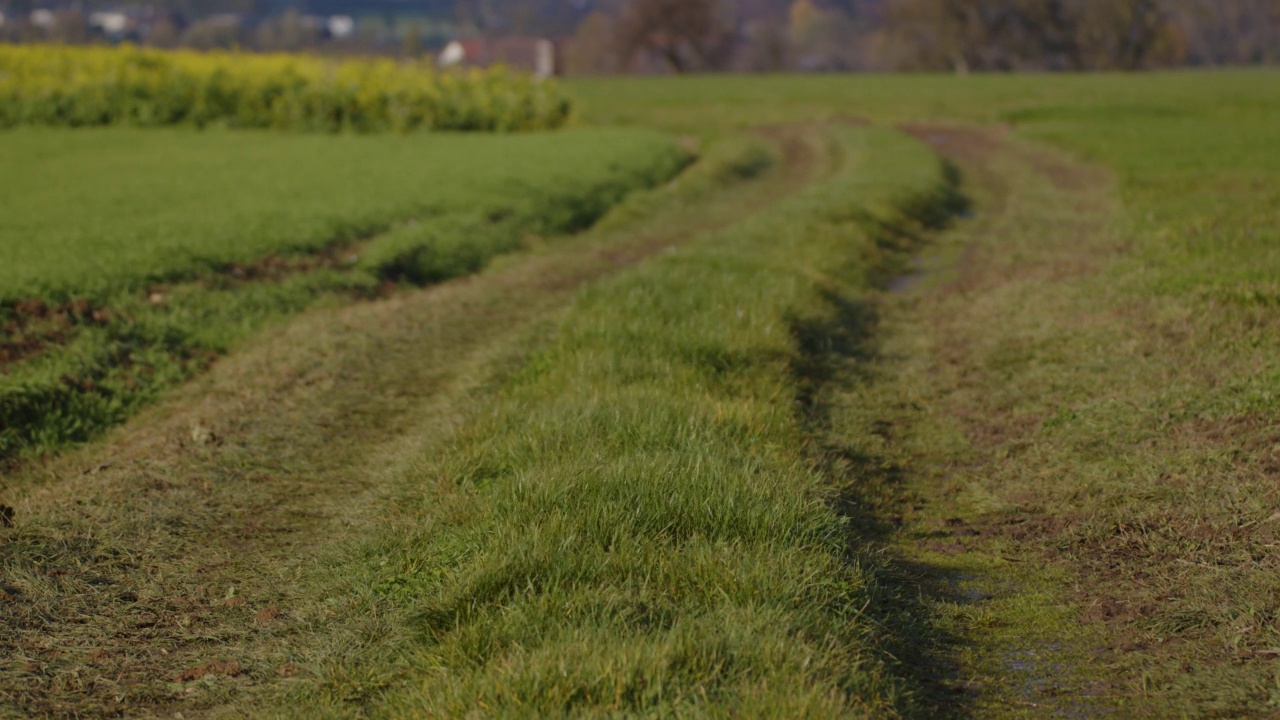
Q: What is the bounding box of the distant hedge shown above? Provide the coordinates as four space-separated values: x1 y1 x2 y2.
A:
0 44 574 132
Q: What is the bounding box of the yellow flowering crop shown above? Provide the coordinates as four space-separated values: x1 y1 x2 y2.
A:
0 44 574 132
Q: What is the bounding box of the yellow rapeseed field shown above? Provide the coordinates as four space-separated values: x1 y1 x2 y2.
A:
0 43 574 132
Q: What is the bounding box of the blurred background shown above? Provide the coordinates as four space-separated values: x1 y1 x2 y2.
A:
0 0 1275 75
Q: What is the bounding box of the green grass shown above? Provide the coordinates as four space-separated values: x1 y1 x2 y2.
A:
265 125 962 718
6 69 1280 717
0 126 687 459
0 125 807 719
834 118 1280 715
569 70 1280 131
988 94 1280 716
0 127 683 303
567 71 1280 715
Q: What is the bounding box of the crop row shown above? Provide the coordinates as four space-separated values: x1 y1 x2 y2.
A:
0 44 573 132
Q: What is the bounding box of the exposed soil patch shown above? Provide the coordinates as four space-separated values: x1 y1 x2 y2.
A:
903 123 1100 194
0 298 110 368
177 659 245 682
901 123 1011 167
3 227 398 383
213 240 365 286
954 407 1045 449
1175 412 1280 457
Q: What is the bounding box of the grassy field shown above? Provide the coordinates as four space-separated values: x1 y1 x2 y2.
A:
2 69 1280 718
290 126 960 718
0 128 683 302
568 71 1280 715
0 127 686 459
570 69 1279 129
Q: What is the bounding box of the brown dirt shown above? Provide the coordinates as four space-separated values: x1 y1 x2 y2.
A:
2 233 387 375
901 123 1011 166
838 123 1127 715
177 660 245 683
0 298 111 368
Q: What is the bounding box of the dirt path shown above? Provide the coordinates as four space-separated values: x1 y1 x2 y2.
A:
879 126 1122 717
832 125 1280 718
0 128 828 718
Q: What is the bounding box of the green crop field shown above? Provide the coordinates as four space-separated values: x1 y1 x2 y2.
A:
0 127 686 458
0 127 684 302
2 61 1280 719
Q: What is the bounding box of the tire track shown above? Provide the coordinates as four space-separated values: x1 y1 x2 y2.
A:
0 126 827 718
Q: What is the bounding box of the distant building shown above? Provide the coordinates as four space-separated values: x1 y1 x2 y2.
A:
30 9 55 28
438 37 558 78
89 11 129 37
327 15 355 40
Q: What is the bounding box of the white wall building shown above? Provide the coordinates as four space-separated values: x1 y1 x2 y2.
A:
327 15 355 39
438 38 557 79
30 9 55 28
89 11 129 36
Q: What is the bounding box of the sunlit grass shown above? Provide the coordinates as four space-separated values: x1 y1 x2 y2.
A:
0 127 687 459
281 126 959 717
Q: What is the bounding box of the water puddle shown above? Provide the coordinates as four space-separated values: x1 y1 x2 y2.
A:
933 567 1112 717
888 255 927 294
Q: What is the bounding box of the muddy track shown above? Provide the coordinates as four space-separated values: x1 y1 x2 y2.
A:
843 124 1267 717
0 126 827 718
884 125 1119 717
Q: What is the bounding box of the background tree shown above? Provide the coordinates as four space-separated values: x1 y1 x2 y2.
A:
883 0 1080 71
788 0 822 47
181 15 244 50
742 19 791 71
566 10 622 74
1075 0 1182 69
1177 0 1280 65
252 8 322 53
146 15 183 49
882 0 1190 71
50 9 92 44
456 0 500 35
789 0 863 70
401 19 424 58
0 0 38 43
614 0 739 73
